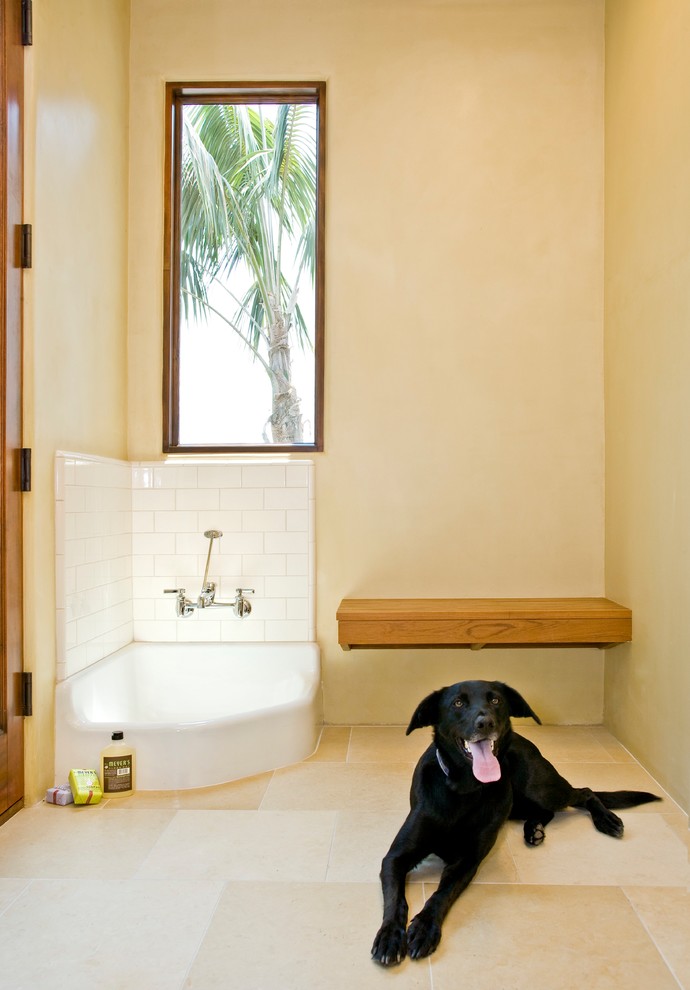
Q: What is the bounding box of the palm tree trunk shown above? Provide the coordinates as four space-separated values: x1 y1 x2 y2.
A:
267 302 304 443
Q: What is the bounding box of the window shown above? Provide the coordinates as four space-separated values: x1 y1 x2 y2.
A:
163 82 325 452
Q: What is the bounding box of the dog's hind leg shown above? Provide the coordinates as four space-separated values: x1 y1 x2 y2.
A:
569 787 624 837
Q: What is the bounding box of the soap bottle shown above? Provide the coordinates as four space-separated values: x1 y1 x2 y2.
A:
100 731 136 798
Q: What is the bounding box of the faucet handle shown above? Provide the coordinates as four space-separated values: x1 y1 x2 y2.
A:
164 588 185 595
235 587 255 595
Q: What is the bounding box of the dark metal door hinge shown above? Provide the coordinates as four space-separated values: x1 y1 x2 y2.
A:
20 448 31 492
21 672 33 717
20 223 32 268
21 0 33 46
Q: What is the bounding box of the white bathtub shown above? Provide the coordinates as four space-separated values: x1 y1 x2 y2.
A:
54 641 321 790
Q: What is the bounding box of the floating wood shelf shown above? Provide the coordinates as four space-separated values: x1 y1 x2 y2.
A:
336 598 632 651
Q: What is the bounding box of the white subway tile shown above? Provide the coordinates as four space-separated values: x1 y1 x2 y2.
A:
221 621 265 642
132 489 176 511
176 488 220 510
198 464 242 488
286 554 309 576
218 532 263 555
154 510 199 533
154 465 198 489
264 488 308 510
242 510 286 532
285 464 309 488
220 488 264 510
134 533 176 555
249 598 286 621
132 465 155 489
286 510 309 532
287 599 309 620
131 555 155 577
133 620 178 642
153 554 197 577
265 620 309 641
132 511 155 533
241 465 285 488
175 532 211 555
197 510 243 533
265 575 309 598
242 554 287 576
177 621 222 642
265 532 309 555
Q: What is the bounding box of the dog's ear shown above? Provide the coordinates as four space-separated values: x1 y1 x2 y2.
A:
406 689 445 735
495 683 542 724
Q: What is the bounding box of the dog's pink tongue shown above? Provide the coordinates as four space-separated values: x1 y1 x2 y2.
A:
468 740 501 783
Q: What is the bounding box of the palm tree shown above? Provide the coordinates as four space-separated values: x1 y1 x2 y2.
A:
179 101 318 443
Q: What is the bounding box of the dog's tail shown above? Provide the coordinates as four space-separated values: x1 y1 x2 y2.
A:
594 790 661 809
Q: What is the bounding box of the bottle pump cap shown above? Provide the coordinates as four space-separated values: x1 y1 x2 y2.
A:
112 731 124 741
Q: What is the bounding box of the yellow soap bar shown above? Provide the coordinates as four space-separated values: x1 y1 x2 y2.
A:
68 768 103 805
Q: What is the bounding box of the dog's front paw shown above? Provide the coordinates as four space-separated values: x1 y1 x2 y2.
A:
371 922 407 966
407 913 442 959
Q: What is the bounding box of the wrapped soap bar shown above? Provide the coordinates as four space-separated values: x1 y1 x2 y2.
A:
46 784 74 806
68 768 103 805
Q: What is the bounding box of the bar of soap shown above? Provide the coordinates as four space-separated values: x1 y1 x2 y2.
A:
68 769 103 805
46 784 74 806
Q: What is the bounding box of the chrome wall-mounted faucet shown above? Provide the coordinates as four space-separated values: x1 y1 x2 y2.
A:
164 530 254 619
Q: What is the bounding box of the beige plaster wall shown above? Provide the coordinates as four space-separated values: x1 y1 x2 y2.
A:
23 0 130 802
604 0 690 811
128 0 606 726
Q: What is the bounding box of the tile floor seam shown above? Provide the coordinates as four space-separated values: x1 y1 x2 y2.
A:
131 808 185 880
178 878 228 990
0 878 33 919
324 810 340 882
256 769 276 812
620 886 687 990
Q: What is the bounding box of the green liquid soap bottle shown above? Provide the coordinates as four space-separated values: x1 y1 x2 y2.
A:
100 731 135 798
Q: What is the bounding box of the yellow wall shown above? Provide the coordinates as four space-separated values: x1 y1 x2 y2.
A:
604 0 690 811
128 0 607 727
24 0 610 803
23 0 130 802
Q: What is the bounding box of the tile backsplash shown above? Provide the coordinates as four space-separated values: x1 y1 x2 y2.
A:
55 453 315 681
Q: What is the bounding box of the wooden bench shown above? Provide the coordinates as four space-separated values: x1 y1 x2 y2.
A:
336 597 632 650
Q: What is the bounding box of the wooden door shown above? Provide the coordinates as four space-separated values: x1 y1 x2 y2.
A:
0 0 24 826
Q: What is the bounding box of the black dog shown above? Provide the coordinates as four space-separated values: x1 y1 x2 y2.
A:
371 679 660 966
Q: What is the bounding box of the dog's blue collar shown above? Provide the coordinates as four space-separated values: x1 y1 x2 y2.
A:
436 748 451 777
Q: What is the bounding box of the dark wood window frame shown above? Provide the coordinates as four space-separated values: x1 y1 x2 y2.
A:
163 81 326 454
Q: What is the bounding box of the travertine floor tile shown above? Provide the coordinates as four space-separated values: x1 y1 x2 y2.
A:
0 877 30 913
348 725 432 763
517 725 635 763
261 762 415 812
103 772 273 810
0 805 174 879
185 882 431 990
306 726 351 762
427 884 681 990
505 812 688 887
137 809 336 881
624 886 690 988
0 878 222 990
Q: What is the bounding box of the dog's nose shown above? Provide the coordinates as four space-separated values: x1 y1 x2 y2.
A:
475 713 495 732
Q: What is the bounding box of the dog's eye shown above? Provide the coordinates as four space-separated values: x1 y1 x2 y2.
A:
489 697 500 706
453 699 464 708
